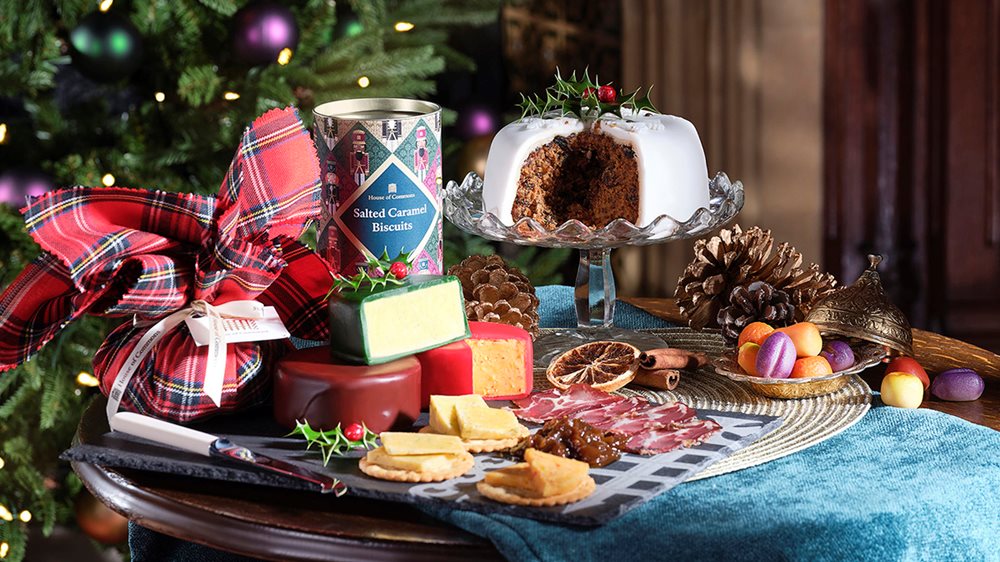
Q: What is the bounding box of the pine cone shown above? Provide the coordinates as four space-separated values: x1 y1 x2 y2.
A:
448 254 540 337
674 225 838 330
717 281 796 345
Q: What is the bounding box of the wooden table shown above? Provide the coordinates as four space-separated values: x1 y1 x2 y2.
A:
72 298 1000 561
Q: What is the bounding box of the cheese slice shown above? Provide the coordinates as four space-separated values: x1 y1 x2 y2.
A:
366 447 460 473
428 394 488 435
379 431 465 456
455 402 522 440
482 463 544 498
524 448 590 497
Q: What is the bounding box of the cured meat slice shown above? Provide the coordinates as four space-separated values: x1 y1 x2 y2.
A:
510 385 722 457
574 396 647 426
624 418 722 455
636 402 697 426
590 401 695 433
508 384 623 422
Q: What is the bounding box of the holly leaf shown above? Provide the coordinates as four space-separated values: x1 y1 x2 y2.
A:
289 419 380 466
325 250 414 299
517 69 657 122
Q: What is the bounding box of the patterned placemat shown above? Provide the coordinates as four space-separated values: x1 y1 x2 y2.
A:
622 327 872 479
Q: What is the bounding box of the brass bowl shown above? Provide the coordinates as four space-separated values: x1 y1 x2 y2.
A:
711 341 887 399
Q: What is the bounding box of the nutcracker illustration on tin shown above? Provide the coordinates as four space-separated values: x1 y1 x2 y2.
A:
351 130 369 186
381 119 403 151
322 121 339 216
414 127 429 181
313 98 443 276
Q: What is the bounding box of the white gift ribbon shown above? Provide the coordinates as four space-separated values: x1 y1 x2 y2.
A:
105 299 265 423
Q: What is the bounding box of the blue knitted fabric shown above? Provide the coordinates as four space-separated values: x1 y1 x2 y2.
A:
420 286 1000 562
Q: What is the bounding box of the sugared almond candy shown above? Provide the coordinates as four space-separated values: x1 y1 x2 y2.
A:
930 369 984 401
820 340 855 372
756 332 796 379
774 322 823 357
881 372 924 408
885 357 930 389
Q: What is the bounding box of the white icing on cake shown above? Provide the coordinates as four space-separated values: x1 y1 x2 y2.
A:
482 111 710 227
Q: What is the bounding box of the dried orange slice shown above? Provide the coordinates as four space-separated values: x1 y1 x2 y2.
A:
545 341 641 392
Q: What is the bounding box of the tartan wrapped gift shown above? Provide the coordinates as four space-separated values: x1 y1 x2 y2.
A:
0 107 333 422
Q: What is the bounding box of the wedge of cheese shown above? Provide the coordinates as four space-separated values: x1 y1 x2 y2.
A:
428 394 488 435
524 448 590 497
482 463 543 498
455 402 522 440
379 431 465 456
328 275 470 365
365 447 461 473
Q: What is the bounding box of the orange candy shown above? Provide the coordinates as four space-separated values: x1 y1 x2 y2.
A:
775 322 823 357
737 342 761 376
738 322 775 348
789 356 833 378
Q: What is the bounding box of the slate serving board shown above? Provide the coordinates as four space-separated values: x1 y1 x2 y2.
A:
63 408 780 526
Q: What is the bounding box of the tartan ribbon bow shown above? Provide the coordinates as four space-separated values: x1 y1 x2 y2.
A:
0 107 334 421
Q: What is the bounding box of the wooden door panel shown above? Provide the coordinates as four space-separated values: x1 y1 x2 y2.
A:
824 0 1000 352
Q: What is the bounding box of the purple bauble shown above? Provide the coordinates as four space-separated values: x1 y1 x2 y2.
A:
233 2 300 66
456 105 500 140
0 169 53 207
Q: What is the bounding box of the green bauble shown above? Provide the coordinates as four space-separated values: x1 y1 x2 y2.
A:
69 11 143 82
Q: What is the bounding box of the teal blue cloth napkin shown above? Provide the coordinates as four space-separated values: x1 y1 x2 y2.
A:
536 285 671 330
421 286 1000 562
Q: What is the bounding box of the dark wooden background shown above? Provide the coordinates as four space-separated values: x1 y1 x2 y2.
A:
824 0 1000 352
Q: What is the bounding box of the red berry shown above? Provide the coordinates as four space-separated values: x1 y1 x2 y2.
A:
344 423 364 441
597 85 617 103
389 261 408 279
582 87 596 98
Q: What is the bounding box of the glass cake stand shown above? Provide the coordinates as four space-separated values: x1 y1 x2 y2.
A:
443 171 745 366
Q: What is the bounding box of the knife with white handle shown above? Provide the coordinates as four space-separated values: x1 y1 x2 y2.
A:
110 412 346 495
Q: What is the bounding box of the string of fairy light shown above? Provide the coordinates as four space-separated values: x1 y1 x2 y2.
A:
0 5 414 187
0 465 32 559
0 372 98 558
0 6 419 557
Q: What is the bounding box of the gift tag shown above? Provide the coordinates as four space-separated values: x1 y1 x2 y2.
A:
185 306 290 347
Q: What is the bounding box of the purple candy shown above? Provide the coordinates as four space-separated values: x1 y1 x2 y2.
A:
756 332 796 379
930 368 984 401
820 340 855 372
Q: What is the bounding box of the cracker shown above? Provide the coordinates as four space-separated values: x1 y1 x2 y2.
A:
358 451 474 483
477 476 596 507
419 424 530 453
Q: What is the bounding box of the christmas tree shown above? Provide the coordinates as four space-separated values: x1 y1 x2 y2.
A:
0 1 497 559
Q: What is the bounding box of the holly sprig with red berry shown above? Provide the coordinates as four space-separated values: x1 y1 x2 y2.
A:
517 68 657 122
325 249 413 299
289 419 379 465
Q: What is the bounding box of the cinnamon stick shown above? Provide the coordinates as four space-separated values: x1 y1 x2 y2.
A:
632 368 681 390
638 348 708 370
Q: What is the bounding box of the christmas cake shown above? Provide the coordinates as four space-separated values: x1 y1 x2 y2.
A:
482 73 710 229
